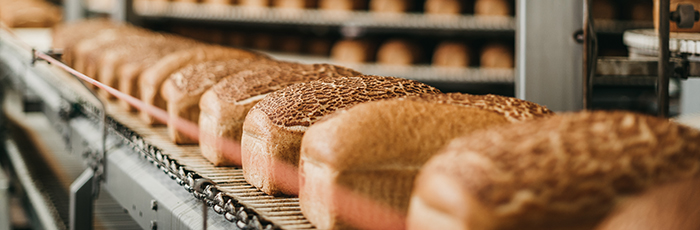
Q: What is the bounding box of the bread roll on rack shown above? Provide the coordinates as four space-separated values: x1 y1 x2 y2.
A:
0 0 61 28
319 0 366 11
408 111 700 230
198 64 361 166
480 42 514 69
241 76 440 196
474 0 511 16
376 39 421 66
331 39 375 63
370 0 410 13
424 0 462 15
433 41 471 67
273 0 316 8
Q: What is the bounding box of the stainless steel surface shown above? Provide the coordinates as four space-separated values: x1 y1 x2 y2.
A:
681 79 700 114
65 0 86 22
516 0 584 111
583 0 595 109
4 138 63 230
596 56 700 77
70 169 95 230
0 164 9 230
659 0 671 117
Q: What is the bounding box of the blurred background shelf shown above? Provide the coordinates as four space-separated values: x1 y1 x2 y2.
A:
134 1 515 36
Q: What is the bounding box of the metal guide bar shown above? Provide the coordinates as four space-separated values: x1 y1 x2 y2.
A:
134 1 515 32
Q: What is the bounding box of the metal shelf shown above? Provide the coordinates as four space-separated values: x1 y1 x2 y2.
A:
265 52 515 84
134 1 515 35
594 19 653 34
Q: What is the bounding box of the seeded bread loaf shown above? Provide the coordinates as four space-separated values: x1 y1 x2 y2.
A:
138 46 268 125
199 64 361 166
241 76 440 196
408 111 700 230
52 19 116 62
96 35 201 100
299 94 553 229
115 37 203 111
162 58 281 144
596 179 700 230
69 27 152 81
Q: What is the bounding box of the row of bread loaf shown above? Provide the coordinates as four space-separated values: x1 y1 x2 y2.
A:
52 19 700 230
172 26 514 69
0 0 61 28
159 0 513 15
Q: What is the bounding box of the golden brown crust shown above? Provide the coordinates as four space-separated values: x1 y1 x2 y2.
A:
242 76 440 196
596 179 700 230
424 0 462 15
198 64 360 166
376 39 421 66
413 111 700 230
253 75 441 127
403 93 554 122
299 100 511 229
0 0 61 28
432 42 471 67
138 45 267 125
163 59 279 144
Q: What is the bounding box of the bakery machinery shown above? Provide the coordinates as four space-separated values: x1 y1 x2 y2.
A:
1 1 700 230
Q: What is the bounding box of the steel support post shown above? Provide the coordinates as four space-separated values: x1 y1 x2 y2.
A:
658 0 671 117
69 169 94 230
516 0 584 111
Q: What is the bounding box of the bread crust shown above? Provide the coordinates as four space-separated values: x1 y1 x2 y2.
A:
299 100 510 229
409 111 700 230
241 76 440 196
596 179 700 230
138 46 266 125
199 64 361 166
162 59 272 144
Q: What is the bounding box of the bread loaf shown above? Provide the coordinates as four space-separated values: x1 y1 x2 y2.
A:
433 42 471 67
162 58 278 144
596 179 700 230
319 0 366 11
376 39 421 66
199 64 361 166
306 38 332 56
407 111 700 230
276 36 304 53
96 35 201 100
370 0 410 13
0 0 61 28
474 0 511 16
480 43 514 68
241 76 440 196
69 27 152 81
52 19 117 66
115 36 203 111
239 0 270 7
331 39 375 63
299 93 553 229
273 0 316 8
424 0 462 15
138 46 267 125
